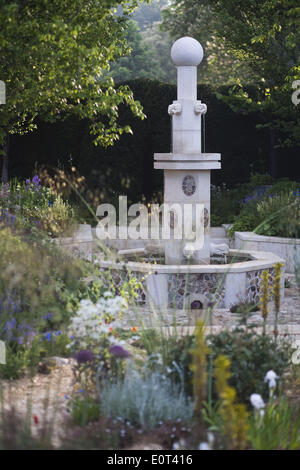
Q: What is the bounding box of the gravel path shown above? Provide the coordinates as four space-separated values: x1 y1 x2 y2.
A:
1 359 74 448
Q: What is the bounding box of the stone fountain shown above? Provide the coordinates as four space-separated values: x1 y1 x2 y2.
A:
154 36 221 265
97 37 285 313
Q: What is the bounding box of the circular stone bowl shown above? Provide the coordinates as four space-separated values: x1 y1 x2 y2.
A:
99 249 285 311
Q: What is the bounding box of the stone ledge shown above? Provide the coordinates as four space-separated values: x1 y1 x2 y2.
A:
234 232 300 273
154 161 221 170
99 249 284 274
235 231 300 246
154 153 221 161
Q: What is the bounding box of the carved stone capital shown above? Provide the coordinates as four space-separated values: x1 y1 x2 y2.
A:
194 101 207 115
168 102 182 115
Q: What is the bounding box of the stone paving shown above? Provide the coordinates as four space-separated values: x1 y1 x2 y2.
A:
125 274 300 335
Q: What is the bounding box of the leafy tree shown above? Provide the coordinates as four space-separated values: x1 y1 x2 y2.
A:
108 19 167 82
161 0 253 86
142 21 176 83
110 1 176 84
0 0 145 182
133 0 166 30
162 0 300 175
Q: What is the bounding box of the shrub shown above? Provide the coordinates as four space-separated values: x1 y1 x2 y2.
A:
140 333 195 397
248 174 274 187
0 227 86 327
207 329 293 406
228 210 259 237
264 179 299 197
100 370 193 429
256 192 300 238
0 177 75 237
0 330 72 380
23 194 74 237
0 225 108 378
229 187 300 238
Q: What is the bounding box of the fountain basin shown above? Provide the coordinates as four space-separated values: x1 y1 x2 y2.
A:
99 249 285 310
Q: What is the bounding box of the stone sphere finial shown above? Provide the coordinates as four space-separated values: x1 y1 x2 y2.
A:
171 37 204 66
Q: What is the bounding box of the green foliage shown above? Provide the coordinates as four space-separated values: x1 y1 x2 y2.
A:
0 226 85 327
72 80 271 202
230 302 259 315
141 23 176 84
162 0 300 148
133 0 166 31
0 331 69 379
264 180 299 197
210 184 244 226
10 78 283 203
139 332 195 397
0 343 29 380
256 192 300 237
0 222 112 380
229 180 300 238
0 178 75 237
0 0 144 171
108 20 169 83
228 211 259 237
69 395 100 426
249 397 300 450
161 0 253 86
249 174 274 187
39 331 72 359
207 328 292 405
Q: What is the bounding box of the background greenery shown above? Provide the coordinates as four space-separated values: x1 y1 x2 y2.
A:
10 79 299 205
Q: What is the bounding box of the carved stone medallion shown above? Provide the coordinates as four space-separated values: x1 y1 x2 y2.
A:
182 175 196 196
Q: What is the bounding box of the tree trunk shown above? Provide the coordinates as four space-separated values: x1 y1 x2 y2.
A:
1 134 9 183
269 128 277 179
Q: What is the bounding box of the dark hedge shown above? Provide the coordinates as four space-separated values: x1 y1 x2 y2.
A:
9 79 299 202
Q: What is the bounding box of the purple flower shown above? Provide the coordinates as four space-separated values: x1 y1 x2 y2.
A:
109 344 130 359
9 215 16 226
4 318 16 332
32 175 40 186
74 350 95 363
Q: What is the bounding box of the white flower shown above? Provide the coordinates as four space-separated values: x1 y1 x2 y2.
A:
198 442 211 450
264 370 279 389
172 439 186 450
68 295 127 348
250 393 265 410
207 432 215 446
